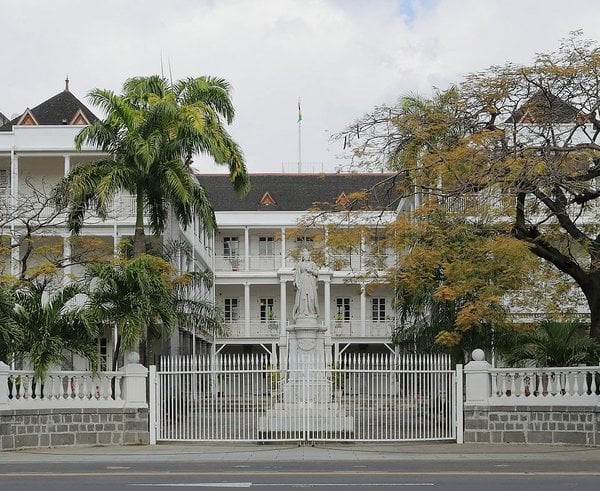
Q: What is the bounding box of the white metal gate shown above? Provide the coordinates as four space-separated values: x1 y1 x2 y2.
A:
149 353 463 444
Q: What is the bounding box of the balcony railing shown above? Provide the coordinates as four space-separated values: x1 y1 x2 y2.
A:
222 320 281 338
1 193 150 222
219 319 394 340
330 320 395 338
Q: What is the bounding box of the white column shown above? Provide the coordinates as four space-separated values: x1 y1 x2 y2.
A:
63 235 72 285
323 277 331 330
279 279 287 337
360 233 366 270
10 150 18 208
244 226 249 271
360 284 366 336
10 151 18 278
280 227 286 268
63 154 71 176
113 196 119 256
244 282 251 336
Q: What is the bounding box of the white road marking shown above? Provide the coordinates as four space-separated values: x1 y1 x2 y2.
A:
129 484 434 488
130 484 252 488
107 466 132 470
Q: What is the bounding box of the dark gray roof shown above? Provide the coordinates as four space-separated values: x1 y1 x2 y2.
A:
0 111 8 127
199 173 400 212
0 89 98 131
505 91 579 124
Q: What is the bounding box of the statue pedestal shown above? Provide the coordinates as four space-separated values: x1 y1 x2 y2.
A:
258 317 354 438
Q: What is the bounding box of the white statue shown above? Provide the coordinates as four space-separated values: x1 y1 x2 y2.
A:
293 248 319 319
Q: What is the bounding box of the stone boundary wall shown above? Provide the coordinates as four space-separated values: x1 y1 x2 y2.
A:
464 405 600 446
0 407 149 451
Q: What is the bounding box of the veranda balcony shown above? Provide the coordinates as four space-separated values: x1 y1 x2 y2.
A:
214 253 394 273
223 320 282 339
220 319 395 341
1 193 151 223
330 319 396 339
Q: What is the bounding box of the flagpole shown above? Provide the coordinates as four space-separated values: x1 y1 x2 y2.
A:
298 97 302 173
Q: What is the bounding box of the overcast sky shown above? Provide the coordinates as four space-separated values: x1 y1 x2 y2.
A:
2 0 600 173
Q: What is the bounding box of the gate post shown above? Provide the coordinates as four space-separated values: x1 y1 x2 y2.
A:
149 365 157 445
455 364 464 444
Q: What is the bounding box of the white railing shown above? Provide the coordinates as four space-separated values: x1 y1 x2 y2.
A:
464 350 600 407
222 320 281 338
0 360 148 410
490 367 600 405
214 255 245 271
221 319 392 339
5 370 123 408
2 193 150 223
283 254 393 272
248 255 282 271
215 254 394 271
330 320 395 338
151 352 458 443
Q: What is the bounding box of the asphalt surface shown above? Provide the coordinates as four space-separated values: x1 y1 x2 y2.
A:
1 442 600 490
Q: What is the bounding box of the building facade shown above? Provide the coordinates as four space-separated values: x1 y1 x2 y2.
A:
0 84 215 369
200 174 400 364
0 85 400 369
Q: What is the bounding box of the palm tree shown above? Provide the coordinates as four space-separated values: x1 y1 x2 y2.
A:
86 254 223 370
11 282 100 381
56 75 249 256
0 284 22 363
504 320 600 367
86 255 176 370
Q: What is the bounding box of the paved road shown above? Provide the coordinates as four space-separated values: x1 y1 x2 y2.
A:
1 443 599 490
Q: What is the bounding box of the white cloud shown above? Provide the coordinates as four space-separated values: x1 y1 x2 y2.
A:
2 0 600 172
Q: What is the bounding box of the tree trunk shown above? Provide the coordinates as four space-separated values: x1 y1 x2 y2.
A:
133 188 146 257
584 281 600 342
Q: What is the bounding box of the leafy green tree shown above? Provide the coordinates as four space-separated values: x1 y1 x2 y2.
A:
340 32 600 341
86 254 223 369
388 203 537 363
504 320 600 367
11 282 99 380
56 75 249 256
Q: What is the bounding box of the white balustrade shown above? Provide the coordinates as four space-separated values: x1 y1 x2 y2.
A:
464 350 600 407
2 366 148 409
489 367 600 405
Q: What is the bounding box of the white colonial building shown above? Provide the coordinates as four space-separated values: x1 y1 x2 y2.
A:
0 83 214 369
0 84 400 369
200 173 400 364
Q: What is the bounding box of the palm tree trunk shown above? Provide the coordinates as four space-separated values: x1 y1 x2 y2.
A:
133 188 146 256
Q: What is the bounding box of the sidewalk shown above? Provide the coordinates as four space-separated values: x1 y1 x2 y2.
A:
2 442 600 464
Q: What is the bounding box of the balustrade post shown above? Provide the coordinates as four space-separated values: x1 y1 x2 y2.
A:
0 361 9 409
464 349 491 406
119 353 149 408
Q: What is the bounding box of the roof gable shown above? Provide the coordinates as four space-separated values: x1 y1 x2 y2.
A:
0 86 98 131
259 191 277 206
505 91 580 124
17 109 39 126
